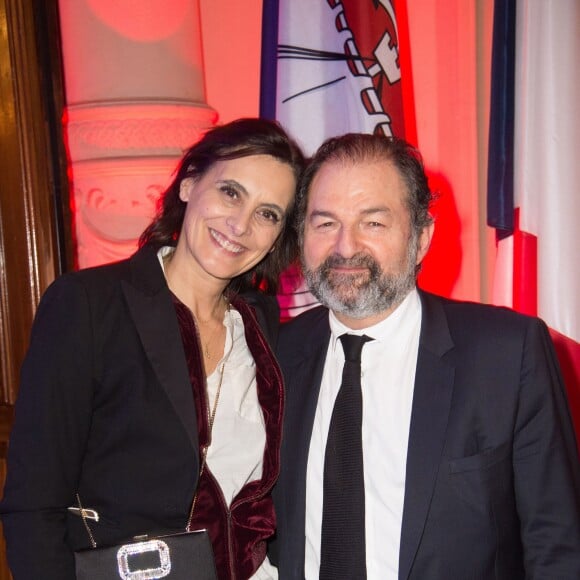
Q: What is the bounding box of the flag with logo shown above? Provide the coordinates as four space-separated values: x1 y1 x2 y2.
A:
487 0 580 440
261 0 410 319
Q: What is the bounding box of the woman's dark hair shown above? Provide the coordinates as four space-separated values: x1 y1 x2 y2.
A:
295 133 434 241
139 118 305 294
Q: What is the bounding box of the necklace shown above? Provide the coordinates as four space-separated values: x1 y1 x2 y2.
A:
196 300 230 362
201 328 219 361
187 306 233 530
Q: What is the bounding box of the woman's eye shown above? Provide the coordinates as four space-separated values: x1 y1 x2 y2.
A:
259 209 282 224
220 185 239 199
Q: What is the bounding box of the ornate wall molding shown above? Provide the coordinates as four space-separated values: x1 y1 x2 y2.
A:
66 102 218 161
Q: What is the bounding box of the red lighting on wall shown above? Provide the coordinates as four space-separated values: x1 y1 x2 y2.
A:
86 0 190 41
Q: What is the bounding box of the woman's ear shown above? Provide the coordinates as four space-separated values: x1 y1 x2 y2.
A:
179 177 195 202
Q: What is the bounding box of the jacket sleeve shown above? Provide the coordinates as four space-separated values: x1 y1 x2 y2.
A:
513 317 580 576
0 275 97 579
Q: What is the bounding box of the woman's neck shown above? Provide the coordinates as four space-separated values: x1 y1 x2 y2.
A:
162 249 228 321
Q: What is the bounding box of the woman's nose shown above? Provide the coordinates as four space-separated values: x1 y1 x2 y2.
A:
226 211 251 236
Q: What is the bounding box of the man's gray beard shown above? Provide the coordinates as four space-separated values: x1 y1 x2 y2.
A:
303 236 419 320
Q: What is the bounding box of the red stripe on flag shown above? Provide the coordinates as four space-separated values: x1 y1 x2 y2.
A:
512 208 537 317
550 328 580 451
394 0 417 145
510 209 580 444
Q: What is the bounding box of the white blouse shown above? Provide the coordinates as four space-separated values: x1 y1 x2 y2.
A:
205 308 265 506
158 246 277 578
207 309 278 579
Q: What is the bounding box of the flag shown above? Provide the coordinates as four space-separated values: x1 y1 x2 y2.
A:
487 0 580 441
261 0 409 319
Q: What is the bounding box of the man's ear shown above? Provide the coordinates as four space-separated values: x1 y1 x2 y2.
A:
416 221 435 265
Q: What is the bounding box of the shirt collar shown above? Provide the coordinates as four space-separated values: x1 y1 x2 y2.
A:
328 288 422 350
157 246 175 274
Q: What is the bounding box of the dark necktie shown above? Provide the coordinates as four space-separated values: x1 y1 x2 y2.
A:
320 333 373 580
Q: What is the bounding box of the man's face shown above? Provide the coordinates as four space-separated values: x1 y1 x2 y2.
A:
302 159 433 328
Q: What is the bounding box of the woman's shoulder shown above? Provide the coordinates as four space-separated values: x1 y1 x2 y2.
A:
46 245 163 299
45 256 132 299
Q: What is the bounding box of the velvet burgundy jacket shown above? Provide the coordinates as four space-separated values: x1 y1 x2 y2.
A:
0 245 283 580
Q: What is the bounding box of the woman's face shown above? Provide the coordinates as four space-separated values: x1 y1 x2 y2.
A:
174 154 296 285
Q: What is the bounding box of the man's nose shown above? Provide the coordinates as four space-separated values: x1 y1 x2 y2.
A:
334 226 361 258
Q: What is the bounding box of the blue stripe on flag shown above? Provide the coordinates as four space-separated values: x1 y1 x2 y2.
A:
487 0 516 239
259 0 280 120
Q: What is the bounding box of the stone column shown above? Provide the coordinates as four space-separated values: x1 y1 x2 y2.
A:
58 0 217 267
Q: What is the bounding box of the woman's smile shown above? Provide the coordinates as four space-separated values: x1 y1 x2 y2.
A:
209 227 246 254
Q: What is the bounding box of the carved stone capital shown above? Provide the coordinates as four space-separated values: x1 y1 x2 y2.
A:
72 157 178 268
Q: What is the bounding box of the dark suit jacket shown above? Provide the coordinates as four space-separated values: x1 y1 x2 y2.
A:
273 290 580 579
0 245 282 579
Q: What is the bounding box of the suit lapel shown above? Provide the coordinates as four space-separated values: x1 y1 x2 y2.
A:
279 310 330 575
287 334 329 481
399 292 455 580
121 247 199 458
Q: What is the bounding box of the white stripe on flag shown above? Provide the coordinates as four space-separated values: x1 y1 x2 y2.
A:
514 0 580 343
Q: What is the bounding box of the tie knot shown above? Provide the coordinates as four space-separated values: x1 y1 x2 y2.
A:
339 334 373 362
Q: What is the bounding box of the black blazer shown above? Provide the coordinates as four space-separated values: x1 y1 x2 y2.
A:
0 245 281 579
273 290 580 579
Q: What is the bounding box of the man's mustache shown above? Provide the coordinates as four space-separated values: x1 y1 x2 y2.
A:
321 253 379 272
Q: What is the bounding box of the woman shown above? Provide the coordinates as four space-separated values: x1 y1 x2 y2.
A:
0 118 305 579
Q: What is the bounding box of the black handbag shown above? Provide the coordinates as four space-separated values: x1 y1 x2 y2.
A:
74 350 231 579
74 529 217 580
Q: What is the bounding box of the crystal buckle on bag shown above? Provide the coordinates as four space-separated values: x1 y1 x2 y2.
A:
116 539 171 579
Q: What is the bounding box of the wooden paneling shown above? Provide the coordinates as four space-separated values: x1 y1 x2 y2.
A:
0 0 70 576
0 406 13 580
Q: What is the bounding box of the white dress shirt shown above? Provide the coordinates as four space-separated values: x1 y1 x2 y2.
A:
305 289 422 579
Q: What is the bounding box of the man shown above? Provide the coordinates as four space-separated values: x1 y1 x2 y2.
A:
273 133 580 579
